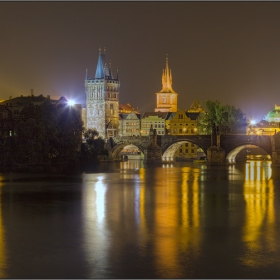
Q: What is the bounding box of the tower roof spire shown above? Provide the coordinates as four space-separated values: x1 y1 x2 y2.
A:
161 55 174 93
95 47 110 79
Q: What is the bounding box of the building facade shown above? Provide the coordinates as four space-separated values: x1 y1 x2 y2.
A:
119 111 141 137
155 57 178 113
85 48 120 138
141 112 168 136
169 109 198 135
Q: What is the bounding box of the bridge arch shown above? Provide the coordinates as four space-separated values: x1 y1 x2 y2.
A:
162 140 207 162
226 144 271 163
110 143 145 160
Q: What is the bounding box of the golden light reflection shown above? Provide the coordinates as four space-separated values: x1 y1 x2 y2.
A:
179 167 201 256
148 166 203 278
0 179 7 278
153 167 181 278
241 160 276 268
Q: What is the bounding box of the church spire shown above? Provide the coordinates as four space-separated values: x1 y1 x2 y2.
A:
161 55 173 93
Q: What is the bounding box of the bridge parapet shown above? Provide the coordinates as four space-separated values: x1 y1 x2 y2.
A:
113 136 150 145
220 134 273 155
159 135 211 154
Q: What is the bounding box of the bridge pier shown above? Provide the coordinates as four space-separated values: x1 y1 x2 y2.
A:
144 128 162 163
206 146 226 164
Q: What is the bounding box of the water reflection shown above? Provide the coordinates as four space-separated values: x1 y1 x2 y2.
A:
81 159 280 277
3 159 277 278
82 174 110 278
241 160 277 268
82 162 207 278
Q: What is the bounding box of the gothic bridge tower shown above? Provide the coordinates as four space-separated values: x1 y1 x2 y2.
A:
155 56 178 112
85 48 120 138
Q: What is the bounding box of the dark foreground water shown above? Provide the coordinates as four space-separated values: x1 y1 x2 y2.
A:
0 160 279 278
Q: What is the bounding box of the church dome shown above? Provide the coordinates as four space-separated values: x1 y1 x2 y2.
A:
265 109 280 122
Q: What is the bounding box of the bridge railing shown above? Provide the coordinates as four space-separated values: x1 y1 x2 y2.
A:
112 136 150 144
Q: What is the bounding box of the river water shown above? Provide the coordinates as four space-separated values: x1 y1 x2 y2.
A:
0 159 279 278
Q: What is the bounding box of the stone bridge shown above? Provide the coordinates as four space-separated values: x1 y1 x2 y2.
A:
108 132 280 164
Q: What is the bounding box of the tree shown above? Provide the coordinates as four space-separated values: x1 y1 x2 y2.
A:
198 100 246 135
12 100 83 165
56 104 84 162
82 129 109 160
83 128 99 144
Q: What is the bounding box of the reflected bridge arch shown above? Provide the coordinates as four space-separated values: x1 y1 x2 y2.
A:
226 144 271 163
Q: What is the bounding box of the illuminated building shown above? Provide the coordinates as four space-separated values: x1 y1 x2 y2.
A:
247 104 280 135
155 57 178 112
169 99 204 136
85 47 120 138
140 112 168 136
247 120 280 135
118 111 141 137
264 104 280 122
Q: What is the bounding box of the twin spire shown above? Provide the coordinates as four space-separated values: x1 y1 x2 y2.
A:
161 55 174 93
86 47 119 80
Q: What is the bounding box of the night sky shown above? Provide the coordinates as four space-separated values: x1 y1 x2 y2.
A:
1 2 280 121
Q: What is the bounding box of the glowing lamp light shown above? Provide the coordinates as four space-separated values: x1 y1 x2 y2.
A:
250 120 256 125
67 99 75 106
